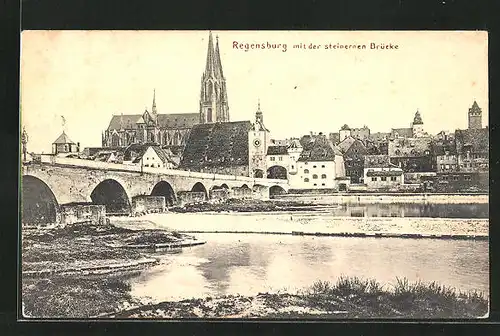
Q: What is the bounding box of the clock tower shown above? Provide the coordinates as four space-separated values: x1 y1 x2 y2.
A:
248 100 270 178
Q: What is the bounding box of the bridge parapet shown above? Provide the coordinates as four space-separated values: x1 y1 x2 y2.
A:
38 155 289 189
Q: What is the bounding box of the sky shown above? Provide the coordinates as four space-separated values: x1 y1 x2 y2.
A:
21 30 488 153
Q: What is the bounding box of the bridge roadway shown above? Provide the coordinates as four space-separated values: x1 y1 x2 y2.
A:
21 155 289 212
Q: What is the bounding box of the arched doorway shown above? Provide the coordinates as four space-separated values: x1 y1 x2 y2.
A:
22 175 59 225
191 182 208 200
90 179 131 215
269 185 286 198
151 181 176 206
253 169 264 178
267 165 287 179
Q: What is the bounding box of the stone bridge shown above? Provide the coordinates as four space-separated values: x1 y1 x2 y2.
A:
21 155 289 224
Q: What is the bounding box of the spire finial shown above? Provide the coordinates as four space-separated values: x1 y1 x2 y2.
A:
258 98 261 111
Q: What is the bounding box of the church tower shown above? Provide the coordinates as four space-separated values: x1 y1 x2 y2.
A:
199 32 230 124
468 100 482 129
411 110 424 137
248 100 270 178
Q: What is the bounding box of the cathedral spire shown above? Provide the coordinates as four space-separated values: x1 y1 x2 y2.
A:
204 31 216 77
214 35 224 79
152 88 157 114
199 31 230 124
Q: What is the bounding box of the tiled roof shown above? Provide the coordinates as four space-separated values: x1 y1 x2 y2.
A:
391 128 413 138
364 155 398 168
132 145 176 165
388 137 432 157
298 135 338 162
107 113 199 130
366 170 403 177
267 145 288 155
179 121 253 169
53 131 75 144
337 136 356 153
455 128 489 154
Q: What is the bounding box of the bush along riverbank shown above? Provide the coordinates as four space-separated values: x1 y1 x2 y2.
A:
109 276 488 319
21 222 203 318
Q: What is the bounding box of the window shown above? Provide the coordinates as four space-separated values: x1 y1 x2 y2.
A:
391 176 397 181
270 157 275 161
445 164 449 169
453 176 459 181
322 183 326 186
291 165 294 169
279 157 283 161
371 177 377 181
321 165 325 168
464 175 471 181
381 176 387 181
313 174 318 179
304 178 309 182
304 169 309 174
440 164 445 170
313 183 317 186
321 174 327 179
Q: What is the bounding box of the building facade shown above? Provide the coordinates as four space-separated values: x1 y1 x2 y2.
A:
52 131 80 156
290 134 346 190
364 155 404 191
337 136 368 183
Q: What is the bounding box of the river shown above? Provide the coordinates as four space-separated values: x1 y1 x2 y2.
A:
125 203 489 304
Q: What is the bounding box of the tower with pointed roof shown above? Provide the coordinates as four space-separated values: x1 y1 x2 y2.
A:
468 100 482 130
411 110 424 137
199 32 230 124
248 100 271 178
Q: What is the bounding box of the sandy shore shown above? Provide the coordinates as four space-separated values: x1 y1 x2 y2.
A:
111 213 489 239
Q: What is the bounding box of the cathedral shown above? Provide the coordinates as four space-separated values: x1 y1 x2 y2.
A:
101 32 230 149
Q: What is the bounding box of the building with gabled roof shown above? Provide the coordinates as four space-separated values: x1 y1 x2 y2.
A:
52 131 80 156
338 136 368 183
363 155 404 190
290 133 346 190
179 120 253 176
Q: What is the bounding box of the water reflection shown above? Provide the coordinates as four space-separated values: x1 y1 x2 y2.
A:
129 233 489 303
331 203 488 218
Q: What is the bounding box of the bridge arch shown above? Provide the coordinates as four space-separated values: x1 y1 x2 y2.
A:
151 181 177 206
21 175 60 225
191 182 208 200
269 185 287 198
267 165 287 180
90 179 131 215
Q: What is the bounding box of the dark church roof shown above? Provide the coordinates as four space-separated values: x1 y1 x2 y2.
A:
107 113 199 131
413 111 423 125
179 121 253 169
267 145 289 155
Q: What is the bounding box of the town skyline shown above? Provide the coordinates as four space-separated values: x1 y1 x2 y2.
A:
21 30 488 153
